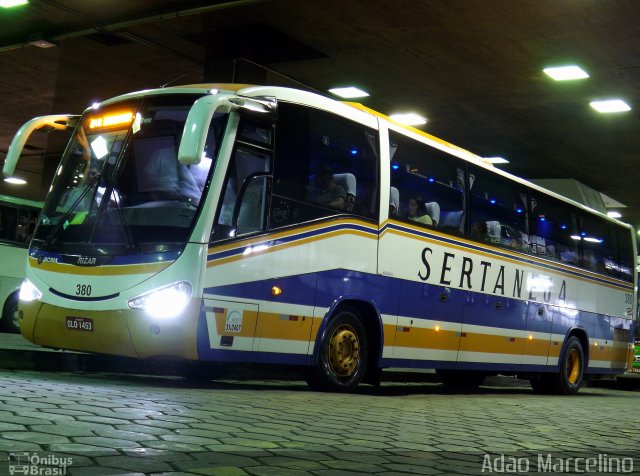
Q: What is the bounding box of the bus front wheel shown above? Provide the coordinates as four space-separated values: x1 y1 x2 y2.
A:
305 308 368 392
1 292 20 334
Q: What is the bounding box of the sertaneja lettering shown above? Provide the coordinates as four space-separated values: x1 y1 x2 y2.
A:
418 247 568 304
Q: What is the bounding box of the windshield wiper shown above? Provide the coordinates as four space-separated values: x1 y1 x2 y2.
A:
43 173 101 249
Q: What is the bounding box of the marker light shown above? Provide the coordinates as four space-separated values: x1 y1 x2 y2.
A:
128 281 191 319
19 279 42 302
435 325 441 333
271 286 282 296
607 211 622 219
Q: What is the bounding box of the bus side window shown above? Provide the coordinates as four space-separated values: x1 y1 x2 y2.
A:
528 192 579 264
269 103 379 228
468 166 528 251
389 129 465 235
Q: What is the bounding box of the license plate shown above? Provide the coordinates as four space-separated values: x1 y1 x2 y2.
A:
66 316 93 332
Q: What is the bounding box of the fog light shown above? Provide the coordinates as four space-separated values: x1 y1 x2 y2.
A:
128 281 191 319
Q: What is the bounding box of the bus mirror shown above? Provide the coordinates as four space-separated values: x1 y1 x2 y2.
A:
178 95 276 166
3 114 79 177
228 96 277 119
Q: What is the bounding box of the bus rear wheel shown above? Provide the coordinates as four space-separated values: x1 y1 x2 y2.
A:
305 307 368 392
531 336 585 395
1 293 20 334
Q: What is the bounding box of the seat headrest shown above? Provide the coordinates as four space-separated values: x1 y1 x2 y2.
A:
389 187 400 211
424 202 440 225
486 220 501 239
332 173 357 196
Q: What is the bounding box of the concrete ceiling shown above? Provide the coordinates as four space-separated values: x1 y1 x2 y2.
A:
1 0 639 226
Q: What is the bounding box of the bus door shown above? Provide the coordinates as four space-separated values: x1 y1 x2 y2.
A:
205 117 275 354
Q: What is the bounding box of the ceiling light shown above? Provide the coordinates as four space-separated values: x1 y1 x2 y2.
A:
4 177 27 185
29 39 56 48
483 157 510 164
543 65 589 81
0 0 28 7
590 99 631 113
389 112 427 126
328 86 369 99
607 211 622 219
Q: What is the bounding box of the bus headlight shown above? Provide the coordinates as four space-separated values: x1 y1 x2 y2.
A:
19 279 42 302
128 281 192 319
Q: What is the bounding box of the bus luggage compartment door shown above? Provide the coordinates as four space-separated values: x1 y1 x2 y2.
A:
203 299 258 351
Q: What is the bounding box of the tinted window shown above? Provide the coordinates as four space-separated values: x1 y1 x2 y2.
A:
528 191 579 264
580 213 629 280
389 130 465 235
468 166 528 251
270 103 378 228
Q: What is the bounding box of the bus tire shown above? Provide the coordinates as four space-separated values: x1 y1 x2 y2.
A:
305 307 367 392
436 369 485 390
542 336 585 395
2 292 20 334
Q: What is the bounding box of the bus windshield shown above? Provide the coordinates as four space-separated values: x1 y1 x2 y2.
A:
33 94 228 255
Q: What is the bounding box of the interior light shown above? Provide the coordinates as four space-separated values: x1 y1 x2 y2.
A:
483 157 510 164
4 177 27 185
489 199 496 204
590 99 631 113
0 0 29 8
583 237 603 243
350 149 358 155
607 211 622 219
571 235 582 240
328 86 369 98
516 208 523 213
561 225 567 229
428 177 435 183
543 65 589 81
389 113 427 126
392 164 399 170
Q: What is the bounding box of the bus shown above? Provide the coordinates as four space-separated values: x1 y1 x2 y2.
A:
4 84 636 394
0 194 42 333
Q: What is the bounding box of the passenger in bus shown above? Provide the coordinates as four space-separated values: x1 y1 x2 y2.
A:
470 220 489 241
144 146 201 204
407 196 433 225
307 166 346 209
389 187 400 216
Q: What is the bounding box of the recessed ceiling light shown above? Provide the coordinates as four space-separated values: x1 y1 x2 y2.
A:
543 65 589 81
4 177 27 185
483 157 510 164
328 87 369 99
607 211 622 219
590 99 631 113
389 112 427 126
0 0 28 7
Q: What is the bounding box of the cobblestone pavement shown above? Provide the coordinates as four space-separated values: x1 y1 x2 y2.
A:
0 371 638 475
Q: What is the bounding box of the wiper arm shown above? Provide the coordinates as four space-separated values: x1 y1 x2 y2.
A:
43 173 101 249
109 189 137 250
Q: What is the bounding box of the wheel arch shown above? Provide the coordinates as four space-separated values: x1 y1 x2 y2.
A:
561 327 589 370
310 296 384 374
